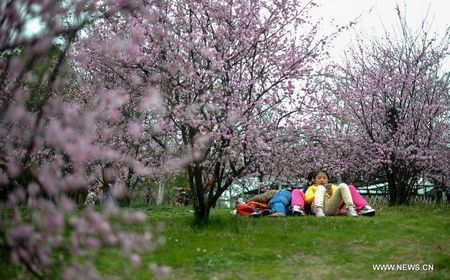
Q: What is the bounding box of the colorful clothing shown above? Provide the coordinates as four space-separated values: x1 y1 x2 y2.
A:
290 189 305 209
306 183 355 216
347 184 369 212
235 190 277 217
305 184 337 204
247 190 277 202
268 189 291 215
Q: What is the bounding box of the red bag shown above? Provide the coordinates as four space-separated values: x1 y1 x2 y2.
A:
236 201 269 216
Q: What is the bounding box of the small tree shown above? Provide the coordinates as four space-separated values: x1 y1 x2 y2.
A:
322 7 450 204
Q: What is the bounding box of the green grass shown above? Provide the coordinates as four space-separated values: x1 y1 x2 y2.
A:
1 204 449 279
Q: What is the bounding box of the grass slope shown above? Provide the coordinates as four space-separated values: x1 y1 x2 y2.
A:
118 204 449 280
2 204 449 280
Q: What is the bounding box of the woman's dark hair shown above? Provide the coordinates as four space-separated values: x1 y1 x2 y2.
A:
302 170 330 192
311 170 330 181
306 171 315 183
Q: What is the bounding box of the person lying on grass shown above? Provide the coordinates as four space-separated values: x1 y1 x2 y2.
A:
235 188 277 217
236 185 307 217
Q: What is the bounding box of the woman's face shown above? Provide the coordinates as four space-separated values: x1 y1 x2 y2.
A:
313 172 329 185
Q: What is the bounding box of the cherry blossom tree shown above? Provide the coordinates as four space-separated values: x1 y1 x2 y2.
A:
76 0 330 223
317 8 450 204
0 1 171 278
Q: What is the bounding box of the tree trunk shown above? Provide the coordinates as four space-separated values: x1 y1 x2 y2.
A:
398 180 409 205
188 164 208 224
122 167 135 207
386 171 398 205
156 178 165 206
386 166 417 205
194 203 211 225
435 189 442 204
187 159 237 224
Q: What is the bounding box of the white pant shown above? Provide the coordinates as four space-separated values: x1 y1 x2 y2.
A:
312 183 355 215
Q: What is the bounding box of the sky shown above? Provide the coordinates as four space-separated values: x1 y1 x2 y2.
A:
25 1 449 41
311 0 450 66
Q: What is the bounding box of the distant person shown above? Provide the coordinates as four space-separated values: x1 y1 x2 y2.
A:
85 186 99 206
102 188 114 205
97 184 115 206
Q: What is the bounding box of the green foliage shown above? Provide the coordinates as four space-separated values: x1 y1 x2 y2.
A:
131 172 190 206
163 171 190 204
1 205 448 279
7 43 78 112
25 45 60 111
1 42 79 115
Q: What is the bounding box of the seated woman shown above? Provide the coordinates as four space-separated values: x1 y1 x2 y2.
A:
301 171 375 216
305 170 358 217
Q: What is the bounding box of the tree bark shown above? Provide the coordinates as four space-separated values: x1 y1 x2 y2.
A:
156 178 165 206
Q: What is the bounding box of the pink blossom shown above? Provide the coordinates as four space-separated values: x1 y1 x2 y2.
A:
96 220 111 235
111 183 125 198
0 170 9 185
104 234 119 246
7 161 22 178
6 105 27 123
125 42 140 60
140 87 162 109
130 254 141 267
86 238 101 250
127 122 141 139
8 57 22 80
52 78 65 91
60 196 75 212
107 110 122 124
32 36 53 54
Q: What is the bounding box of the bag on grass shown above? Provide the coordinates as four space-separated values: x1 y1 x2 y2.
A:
236 201 269 216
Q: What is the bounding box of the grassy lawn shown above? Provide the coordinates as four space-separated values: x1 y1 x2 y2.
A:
2 204 449 279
